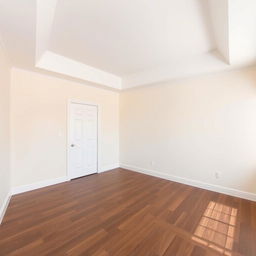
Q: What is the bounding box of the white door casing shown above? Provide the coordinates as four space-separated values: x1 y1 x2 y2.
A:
68 101 98 179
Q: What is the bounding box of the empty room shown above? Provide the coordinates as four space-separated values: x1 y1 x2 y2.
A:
1 0 256 255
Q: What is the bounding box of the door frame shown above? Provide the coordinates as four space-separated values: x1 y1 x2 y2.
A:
67 99 100 179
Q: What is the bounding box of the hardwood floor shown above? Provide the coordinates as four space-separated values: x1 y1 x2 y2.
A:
0 168 256 256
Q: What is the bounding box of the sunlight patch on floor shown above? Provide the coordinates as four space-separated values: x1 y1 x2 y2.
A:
192 201 237 256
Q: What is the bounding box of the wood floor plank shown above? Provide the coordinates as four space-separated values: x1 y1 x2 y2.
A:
0 168 255 256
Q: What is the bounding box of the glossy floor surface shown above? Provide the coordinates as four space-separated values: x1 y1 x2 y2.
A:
0 169 256 256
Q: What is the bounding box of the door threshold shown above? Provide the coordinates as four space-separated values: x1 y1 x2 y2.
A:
71 173 98 180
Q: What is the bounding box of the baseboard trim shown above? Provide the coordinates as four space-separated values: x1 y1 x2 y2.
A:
11 165 121 196
98 163 120 173
0 192 11 224
12 176 71 195
120 163 256 202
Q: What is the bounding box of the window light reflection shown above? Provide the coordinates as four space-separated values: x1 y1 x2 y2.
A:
192 201 237 256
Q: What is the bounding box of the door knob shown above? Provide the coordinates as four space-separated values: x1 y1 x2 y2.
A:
71 144 75 147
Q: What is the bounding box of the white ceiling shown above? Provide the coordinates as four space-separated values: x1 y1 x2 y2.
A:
50 0 215 76
0 0 256 90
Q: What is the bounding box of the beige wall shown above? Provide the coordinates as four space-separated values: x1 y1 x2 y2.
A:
0 44 11 213
120 67 256 194
11 68 119 187
7 64 256 196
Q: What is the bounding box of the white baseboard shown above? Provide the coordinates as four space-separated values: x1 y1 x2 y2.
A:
0 192 11 224
98 163 120 173
12 176 70 195
11 164 120 196
120 163 256 202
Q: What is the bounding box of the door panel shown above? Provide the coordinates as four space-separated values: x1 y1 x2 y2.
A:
69 103 98 179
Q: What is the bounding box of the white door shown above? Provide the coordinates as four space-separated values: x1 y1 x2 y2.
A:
69 102 98 179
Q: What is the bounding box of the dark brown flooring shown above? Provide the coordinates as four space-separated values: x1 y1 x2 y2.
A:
0 168 256 256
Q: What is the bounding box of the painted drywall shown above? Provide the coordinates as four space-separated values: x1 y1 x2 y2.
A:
0 43 11 216
120 66 256 194
11 68 119 187
229 0 256 65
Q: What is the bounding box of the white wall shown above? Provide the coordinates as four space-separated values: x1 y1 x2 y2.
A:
11 68 119 188
0 43 11 219
120 66 256 195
